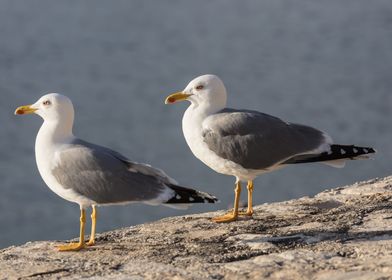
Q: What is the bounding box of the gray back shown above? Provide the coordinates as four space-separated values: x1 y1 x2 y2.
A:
202 108 326 169
52 139 168 204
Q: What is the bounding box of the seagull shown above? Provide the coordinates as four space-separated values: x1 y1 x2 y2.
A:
15 93 218 251
165 74 375 223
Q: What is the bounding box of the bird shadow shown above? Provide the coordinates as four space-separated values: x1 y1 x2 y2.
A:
259 229 392 249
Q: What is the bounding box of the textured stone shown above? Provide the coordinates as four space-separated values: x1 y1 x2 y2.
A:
1 176 392 279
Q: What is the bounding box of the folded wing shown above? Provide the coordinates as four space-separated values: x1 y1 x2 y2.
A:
52 139 217 205
202 108 331 170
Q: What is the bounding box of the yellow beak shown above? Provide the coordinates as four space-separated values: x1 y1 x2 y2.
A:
165 92 192 104
14 104 37 115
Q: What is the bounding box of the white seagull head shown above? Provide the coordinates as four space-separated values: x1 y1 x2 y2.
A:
15 93 74 124
165 74 227 111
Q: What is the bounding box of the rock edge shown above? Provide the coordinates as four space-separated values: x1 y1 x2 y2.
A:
1 176 392 280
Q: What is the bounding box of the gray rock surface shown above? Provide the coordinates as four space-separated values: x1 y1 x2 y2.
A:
1 176 392 280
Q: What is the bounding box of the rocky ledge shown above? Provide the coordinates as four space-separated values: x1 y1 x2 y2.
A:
1 176 392 280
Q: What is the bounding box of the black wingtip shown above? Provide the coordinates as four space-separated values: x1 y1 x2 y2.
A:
165 184 218 204
285 144 376 164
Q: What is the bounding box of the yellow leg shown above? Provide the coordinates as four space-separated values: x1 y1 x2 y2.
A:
239 181 254 216
57 208 86 251
86 206 97 246
212 181 241 223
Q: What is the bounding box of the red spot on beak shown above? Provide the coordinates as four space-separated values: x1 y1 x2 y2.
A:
15 109 24 115
167 97 175 103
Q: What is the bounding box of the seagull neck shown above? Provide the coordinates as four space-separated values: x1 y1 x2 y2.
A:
183 103 223 134
38 119 74 144
189 102 223 117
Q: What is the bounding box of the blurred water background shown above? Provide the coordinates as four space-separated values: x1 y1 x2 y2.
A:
0 0 391 248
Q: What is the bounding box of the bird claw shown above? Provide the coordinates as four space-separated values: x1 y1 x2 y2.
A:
211 212 238 223
57 242 85 251
238 210 254 217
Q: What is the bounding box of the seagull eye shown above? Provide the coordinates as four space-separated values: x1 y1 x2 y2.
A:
195 85 204 91
43 100 51 106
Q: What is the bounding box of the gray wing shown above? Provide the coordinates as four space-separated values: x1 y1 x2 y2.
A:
202 108 329 170
51 139 174 204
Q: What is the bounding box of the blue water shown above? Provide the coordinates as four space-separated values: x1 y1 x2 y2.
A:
0 0 391 248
